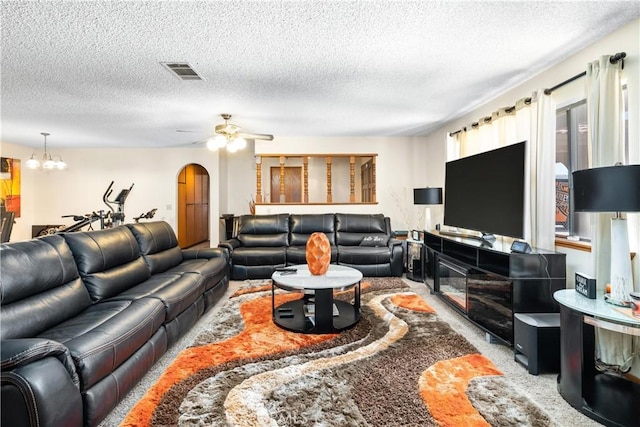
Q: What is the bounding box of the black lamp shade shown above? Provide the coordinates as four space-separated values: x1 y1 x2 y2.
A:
414 187 443 205
573 164 640 212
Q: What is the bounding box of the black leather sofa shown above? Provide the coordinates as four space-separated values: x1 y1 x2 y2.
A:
0 221 229 427
219 213 403 279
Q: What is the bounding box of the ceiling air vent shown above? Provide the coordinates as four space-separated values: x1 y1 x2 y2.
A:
161 62 203 81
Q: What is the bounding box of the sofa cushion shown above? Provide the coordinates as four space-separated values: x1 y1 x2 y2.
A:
335 213 386 233
231 246 287 266
82 328 166 427
166 258 228 290
1 279 92 340
335 213 388 246
289 214 336 246
37 297 165 391
0 235 82 304
107 273 204 321
63 227 151 301
359 235 390 247
236 214 289 247
337 245 392 264
286 245 338 265
0 235 93 339
128 221 228 292
126 222 183 274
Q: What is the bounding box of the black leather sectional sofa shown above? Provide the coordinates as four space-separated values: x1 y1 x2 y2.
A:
219 213 403 279
0 221 229 427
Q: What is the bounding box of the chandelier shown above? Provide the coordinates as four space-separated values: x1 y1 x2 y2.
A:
26 132 67 170
205 134 247 153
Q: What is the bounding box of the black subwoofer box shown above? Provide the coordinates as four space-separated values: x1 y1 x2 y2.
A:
514 312 561 375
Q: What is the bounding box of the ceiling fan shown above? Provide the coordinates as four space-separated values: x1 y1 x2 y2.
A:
182 114 274 153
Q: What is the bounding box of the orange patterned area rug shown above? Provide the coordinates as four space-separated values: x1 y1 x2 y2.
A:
121 277 556 426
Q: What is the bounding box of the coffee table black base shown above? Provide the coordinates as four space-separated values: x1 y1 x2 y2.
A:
273 288 360 334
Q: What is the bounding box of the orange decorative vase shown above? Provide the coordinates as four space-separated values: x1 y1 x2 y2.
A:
305 232 331 275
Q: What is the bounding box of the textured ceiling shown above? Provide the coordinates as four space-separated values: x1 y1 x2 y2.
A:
1 1 638 149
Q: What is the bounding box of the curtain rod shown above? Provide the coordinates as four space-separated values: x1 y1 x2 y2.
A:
544 52 626 95
448 52 626 137
448 98 532 137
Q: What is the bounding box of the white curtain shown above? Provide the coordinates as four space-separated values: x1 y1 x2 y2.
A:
446 91 556 250
527 92 557 250
587 55 625 290
586 55 633 371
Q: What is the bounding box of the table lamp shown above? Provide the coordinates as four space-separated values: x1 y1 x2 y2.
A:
573 164 640 303
414 187 443 231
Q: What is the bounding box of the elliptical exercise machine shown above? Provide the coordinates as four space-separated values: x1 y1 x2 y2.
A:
38 181 140 236
102 180 134 228
133 208 157 223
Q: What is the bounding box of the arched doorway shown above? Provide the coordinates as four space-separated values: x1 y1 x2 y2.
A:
177 163 210 248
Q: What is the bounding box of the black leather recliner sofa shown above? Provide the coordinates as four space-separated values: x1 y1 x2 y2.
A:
0 221 229 427
219 213 403 279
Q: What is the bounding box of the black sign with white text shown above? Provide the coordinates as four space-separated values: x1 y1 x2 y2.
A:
575 272 596 299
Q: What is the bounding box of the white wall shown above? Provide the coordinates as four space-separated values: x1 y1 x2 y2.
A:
222 139 256 217
1 135 428 243
0 142 221 243
420 18 640 288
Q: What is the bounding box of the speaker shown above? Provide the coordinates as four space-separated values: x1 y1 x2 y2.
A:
514 313 560 375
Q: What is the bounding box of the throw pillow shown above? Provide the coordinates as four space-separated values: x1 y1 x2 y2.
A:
360 235 389 247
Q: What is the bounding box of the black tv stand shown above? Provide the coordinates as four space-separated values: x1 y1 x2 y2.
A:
438 230 479 240
438 230 496 246
480 232 496 242
424 230 566 345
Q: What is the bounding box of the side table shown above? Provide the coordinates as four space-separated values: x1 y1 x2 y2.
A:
406 239 424 282
271 264 363 334
554 289 640 427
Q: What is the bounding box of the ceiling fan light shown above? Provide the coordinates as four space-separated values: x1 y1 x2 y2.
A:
234 136 247 150
215 135 228 149
226 141 239 153
206 137 219 151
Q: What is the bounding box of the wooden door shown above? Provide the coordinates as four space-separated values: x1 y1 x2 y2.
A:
177 164 209 248
270 167 302 203
361 159 374 203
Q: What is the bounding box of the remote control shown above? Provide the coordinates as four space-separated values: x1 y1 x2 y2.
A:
279 270 296 275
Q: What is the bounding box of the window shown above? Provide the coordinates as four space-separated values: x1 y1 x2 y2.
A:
555 100 589 239
555 85 629 241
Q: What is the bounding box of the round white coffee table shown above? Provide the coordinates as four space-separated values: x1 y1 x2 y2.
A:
271 264 363 333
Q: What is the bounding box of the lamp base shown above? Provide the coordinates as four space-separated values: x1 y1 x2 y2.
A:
604 293 633 307
609 217 633 302
424 207 432 231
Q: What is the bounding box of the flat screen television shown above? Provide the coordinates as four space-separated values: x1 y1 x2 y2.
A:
443 141 526 241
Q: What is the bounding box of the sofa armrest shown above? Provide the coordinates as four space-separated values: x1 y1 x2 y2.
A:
218 238 240 253
1 339 83 427
182 247 229 262
389 238 403 247
390 243 404 277
1 338 79 388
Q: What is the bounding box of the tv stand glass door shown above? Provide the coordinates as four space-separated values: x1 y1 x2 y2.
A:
437 256 468 312
467 269 513 343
